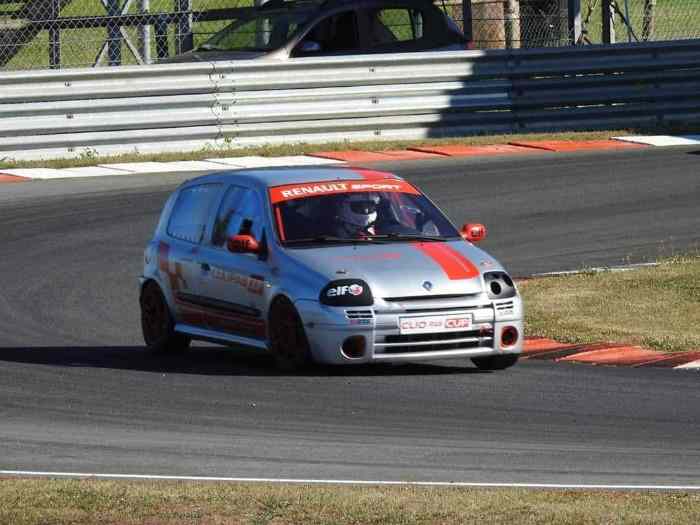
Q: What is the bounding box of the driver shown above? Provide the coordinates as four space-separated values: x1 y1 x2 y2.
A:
334 192 381 237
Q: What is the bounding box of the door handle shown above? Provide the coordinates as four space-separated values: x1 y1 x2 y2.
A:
200 262 211 272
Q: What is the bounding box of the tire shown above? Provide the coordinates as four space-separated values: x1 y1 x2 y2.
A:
471 353 519 371
140 282 191 354
268 296 312 372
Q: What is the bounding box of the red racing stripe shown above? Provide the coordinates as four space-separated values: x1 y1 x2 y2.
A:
351 168 396 181
412 242 479 280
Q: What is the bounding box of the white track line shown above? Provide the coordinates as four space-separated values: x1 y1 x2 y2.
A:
532 262 658 277
613 135 700 146
1 471 698 490
206 155 344 168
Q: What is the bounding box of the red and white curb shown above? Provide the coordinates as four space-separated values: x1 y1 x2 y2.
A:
2 135 698 184
613 135 700 147
0 155 343 182
523 338 700 370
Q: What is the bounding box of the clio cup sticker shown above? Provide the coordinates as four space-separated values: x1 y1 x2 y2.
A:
320 279 373 306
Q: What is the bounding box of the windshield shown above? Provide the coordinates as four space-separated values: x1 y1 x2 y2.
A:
198 10 314 52
270 180 460 244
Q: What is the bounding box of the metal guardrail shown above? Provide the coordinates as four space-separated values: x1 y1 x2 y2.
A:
1 39 700 161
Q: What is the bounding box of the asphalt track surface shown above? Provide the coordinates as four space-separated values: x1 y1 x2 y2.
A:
1 147 699 485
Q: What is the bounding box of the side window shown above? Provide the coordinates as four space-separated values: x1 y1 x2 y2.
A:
167 184 221 244
212 186 265 248
295 11 360 55
364 8 424 47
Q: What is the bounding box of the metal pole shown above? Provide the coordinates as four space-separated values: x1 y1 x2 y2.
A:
505 0 520 49
568 0 582 45
175 0 193 54
623 0 632 42
462 0 473 43
254 0 270 49
140 0 151 64
642 0 655 41
48 0 61 68
107 0 122 65
602 0 615 44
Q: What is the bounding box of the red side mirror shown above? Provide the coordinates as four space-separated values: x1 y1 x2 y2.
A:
461 223 487 243
227 234 260 254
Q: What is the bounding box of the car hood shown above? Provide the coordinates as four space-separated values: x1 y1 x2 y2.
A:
285 240 503 299
158 50 269 63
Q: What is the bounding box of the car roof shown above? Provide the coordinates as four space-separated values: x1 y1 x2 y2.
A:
183 166 403 189
262 0 441 10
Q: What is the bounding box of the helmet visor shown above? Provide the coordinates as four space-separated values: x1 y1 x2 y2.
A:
348 200 378 214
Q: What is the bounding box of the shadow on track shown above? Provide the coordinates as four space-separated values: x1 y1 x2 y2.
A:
0 346 485 377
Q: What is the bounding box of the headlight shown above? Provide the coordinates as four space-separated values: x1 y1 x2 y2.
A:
320 279 374 306
484 272 516 300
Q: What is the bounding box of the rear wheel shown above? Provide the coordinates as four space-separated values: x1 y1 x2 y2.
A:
140 282 190 354
471 354 519 371
268 297 312 372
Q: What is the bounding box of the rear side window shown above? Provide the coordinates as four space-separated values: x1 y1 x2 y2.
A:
167 184 221 243
360 8 425 48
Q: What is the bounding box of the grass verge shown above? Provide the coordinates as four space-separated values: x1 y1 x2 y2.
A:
520 255 700 352
1 478 699 525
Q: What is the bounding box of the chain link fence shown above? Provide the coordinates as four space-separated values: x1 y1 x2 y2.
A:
579 0 700 45
1 0 699 70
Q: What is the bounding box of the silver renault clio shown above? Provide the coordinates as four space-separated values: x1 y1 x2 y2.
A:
140 167 523 370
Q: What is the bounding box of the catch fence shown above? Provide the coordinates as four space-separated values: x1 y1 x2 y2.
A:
1 0 699 70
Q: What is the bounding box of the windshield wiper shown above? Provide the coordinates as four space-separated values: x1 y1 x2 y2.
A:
367 233 448 242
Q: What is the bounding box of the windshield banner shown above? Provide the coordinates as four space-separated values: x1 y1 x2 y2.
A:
269 179 420 203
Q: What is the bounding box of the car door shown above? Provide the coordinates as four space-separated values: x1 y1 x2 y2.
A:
197 184 271 341
162 183 222 328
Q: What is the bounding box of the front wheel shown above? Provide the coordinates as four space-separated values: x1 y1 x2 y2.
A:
471 354 519 371
140 282 191 354
268 297 312 372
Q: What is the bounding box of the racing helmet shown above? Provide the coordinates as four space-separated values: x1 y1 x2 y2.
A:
338 192 380 231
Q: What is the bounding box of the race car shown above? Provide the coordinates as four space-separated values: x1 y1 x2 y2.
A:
139 167 523 371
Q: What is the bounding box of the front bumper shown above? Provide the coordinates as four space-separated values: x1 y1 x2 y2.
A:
295 295 523 365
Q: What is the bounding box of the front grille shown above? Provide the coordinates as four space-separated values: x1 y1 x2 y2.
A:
380 340 484 354
376 328 494 354
385 329 489 344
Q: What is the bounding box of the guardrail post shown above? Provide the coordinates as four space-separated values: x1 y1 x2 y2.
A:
155 14 169 59
48 0 61 68
567 0 582 44
642 0 656 41
602 0 615 44
107 0 122 65
175 0 194 54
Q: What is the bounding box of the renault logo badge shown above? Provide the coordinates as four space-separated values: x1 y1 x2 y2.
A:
423 281 433 291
